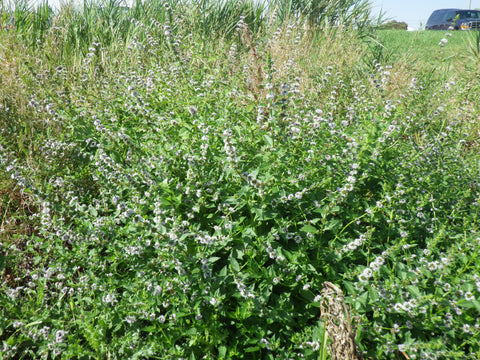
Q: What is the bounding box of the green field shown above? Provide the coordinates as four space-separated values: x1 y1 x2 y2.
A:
374 29 480 74
1 1 480 359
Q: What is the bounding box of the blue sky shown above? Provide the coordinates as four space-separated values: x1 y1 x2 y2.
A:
370 0 480 29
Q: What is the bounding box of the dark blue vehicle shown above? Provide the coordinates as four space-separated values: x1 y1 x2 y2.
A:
426 9 480 30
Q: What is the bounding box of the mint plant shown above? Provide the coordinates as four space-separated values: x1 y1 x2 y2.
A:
1 1 479 359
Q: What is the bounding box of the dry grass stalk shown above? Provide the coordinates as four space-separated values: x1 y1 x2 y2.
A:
239 22 264 100
320 281 363 360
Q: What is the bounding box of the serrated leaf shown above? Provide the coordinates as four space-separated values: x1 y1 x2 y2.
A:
342 281 355 295
242 227 256 240
263 134 273 147
254 207 274 221
407 285 421 298
324 218 341 231
355 291 369 312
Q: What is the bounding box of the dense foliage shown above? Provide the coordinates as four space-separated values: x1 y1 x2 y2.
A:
1 0 479 359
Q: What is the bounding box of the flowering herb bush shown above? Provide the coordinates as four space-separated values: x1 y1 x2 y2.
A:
1 1 480 359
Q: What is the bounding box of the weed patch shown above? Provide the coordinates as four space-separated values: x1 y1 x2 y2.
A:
1 1 480 359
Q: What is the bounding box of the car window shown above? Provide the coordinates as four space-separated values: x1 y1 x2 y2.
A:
443 11 456 21
428 10 445 25
428 10 444 23
456 11 480 19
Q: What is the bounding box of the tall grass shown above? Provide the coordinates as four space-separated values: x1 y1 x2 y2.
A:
4 0 374 57
272 0 371 29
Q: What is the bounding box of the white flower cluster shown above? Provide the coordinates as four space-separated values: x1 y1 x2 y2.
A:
358 253 387 283
341 233 367 254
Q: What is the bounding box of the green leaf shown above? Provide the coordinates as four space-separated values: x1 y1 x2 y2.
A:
89 207 98 217
219 266 228 277
244 346 260 353
242 227 257 241
208 257 221 264
110 150 122 163
142 325 157 333
396 263 408 281
218 345 227 358
315 205 340 217
25 320 43 328
263 134 273 147
184 327 197 336
249 168 259 178
299 289 314 302
229 257 240 272
342 281 355 295
458 300 480 312
324 218 341 231
306 264 316 272
406 285 421 298
301 224 318 234
355 291 369 312
233 248 244 259
253 207 275 221
368 286 378 302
